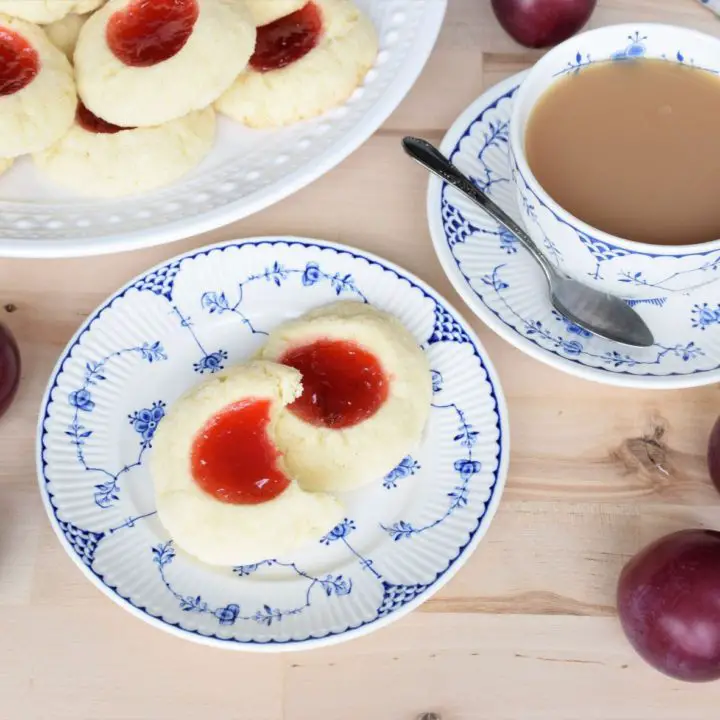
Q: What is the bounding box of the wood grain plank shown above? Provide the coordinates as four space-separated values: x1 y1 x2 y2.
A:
421 500 720 615
0 606 284 720
283 614 720 720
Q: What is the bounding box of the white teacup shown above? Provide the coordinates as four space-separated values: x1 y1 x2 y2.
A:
509 23 720 299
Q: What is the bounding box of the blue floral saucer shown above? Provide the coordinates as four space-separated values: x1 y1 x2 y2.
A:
427 72 720 388
37 237 509 650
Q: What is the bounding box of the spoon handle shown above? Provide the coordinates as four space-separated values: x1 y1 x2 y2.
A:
402 136 553 278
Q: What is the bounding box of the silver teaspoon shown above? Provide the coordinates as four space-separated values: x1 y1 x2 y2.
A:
403 136 655 348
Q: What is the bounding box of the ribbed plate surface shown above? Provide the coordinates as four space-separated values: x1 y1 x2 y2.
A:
37 236 509 650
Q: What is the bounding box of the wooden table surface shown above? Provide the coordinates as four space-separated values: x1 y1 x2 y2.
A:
2 1 720 718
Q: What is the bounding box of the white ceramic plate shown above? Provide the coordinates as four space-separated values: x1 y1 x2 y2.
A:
1 0 446 259
427 72 720 389
37 236 509 650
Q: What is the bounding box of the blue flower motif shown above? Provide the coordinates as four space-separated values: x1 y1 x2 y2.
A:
481 266 509 291
611 32 648 61
499 228 518 254
521 194 537 221
555 51 593 76
691 303 720 330
453 418 479 448
253 605 282 626
618 270 646 285
448 484 469 508
264 261 289 287
66 421 92 445
180 595 208 613
603 350 637 368
200 291 231 314
69 389 95 412
152 542 175 568
320 518 356 544
383 456 421 489
193 349 228 374
94 479 119 509
562 339 584 356
673 341 704 362
524 320 545 337
233 560 273 576
566 324 591 338
128 401 166 445
215 603 240 626
139 341 167 363
85 361 106 384
382 520 416 541
320 574 353 597
430 370 443 393
454 458 481 481
301 262 322 286
329 272 358 296
552 310 591 338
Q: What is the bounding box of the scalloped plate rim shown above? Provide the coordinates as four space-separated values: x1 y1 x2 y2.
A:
35 235 510 651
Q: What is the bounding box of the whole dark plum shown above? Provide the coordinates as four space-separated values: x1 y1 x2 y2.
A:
0 323 20 418
491 0 597 49
708 417 720 493
617 529 720 682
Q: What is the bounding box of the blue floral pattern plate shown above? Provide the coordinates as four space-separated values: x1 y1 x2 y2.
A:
699 0 720 17
37 237 509 650
427 72 720 389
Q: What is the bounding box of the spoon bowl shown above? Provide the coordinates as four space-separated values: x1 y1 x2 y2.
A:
403 136 654 348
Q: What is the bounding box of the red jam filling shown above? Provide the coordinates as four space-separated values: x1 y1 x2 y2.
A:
249 1 323 73
76 102 131 134
280 339 388 429
0 27 39 97
191 399 290 505
106 0 199 68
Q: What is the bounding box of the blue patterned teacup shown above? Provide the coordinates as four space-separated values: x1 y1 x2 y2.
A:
509 23 720 299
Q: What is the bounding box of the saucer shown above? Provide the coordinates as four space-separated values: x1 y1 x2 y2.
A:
37 236 508 650
427 72 720 389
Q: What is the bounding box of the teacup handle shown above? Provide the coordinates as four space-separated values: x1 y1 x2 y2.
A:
402 136 554 283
